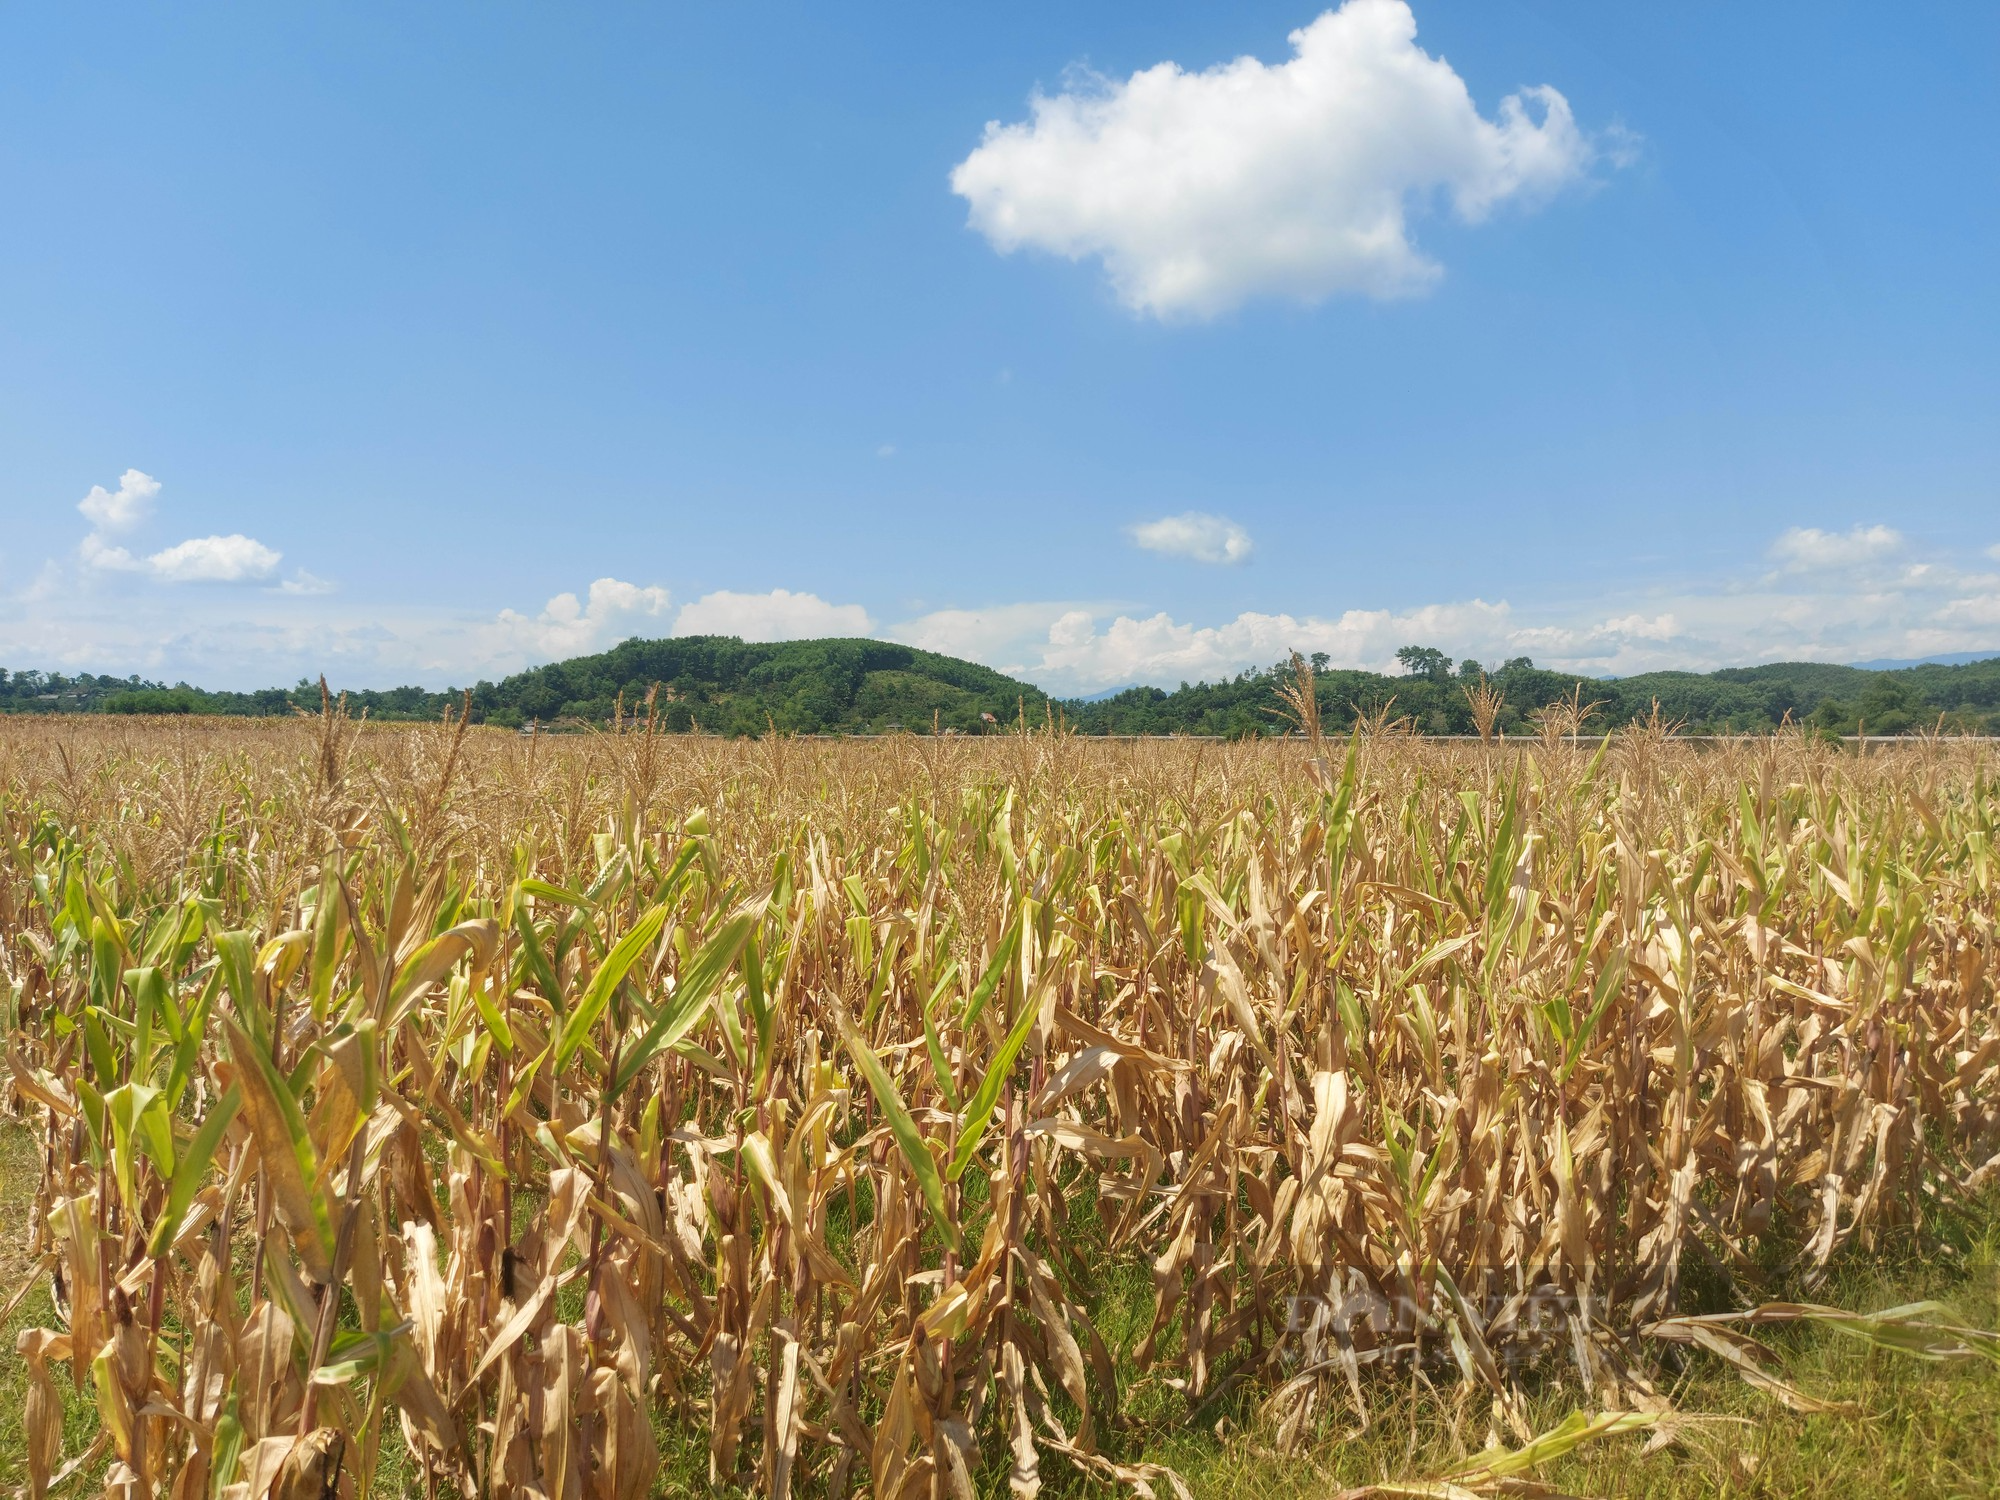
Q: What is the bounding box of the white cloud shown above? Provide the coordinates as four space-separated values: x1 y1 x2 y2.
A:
1128 511 1253 565
1770 524 1902 571
1986 543 2000 562
1029 599 1514 689
276 569 337 596
950 0 1602 318
78 533 145 572
80 530 284 584
672 588 872 642
8 519 1996 697
1599 612 1679 642
76 469 160 532
71 469 287 585
1934 594 2000 629
493 577 673 657
890 601 1094 666
146 534 282 583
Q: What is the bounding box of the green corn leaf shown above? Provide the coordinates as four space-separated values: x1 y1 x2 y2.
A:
101 1080 162 1220
215 929 263 1045
148 1086 240 1258
1560 952 1626 1084
1456 1409 1656 1481
553 902 672 1078
82 1007 117 1089
221 1010 334 1280
947 980 1042 1182
961 919 1021 1034
920 965 961 1113
471 978 516 1054
513 904 563 1004
90 918 124 1021
504 1043 549 1120
613 912 756 1097
837 1011 958 1254
744 934 777 1089
74 1073 103 1150
520 875 595 911
128 966 156 1066
309 874 347 1015
61 872 92 943
387 919 497 1024
210 1405 244 1500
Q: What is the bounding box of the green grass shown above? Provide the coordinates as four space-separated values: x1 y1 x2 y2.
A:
5 1119 1999 1499
1108 1207 2000 1500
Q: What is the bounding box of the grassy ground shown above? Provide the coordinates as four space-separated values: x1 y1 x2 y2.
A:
4 1118 1999 1499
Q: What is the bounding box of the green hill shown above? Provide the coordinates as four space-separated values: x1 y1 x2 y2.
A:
473 636 1051 733
3 640 1997 736
0 637 1052 734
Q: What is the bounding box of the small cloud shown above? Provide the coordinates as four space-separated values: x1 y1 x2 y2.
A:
1129 511 1253 565
1770 524 1903 571
877 444 897 459
1599 612 1679 641
673 588 872 642
76 469 160 532
146 534 283 583
79 533 145 572
1987 543 2000 562
276 569 336 596
1600 121 1644 170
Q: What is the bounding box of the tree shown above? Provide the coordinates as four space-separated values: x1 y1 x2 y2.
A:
1395 646 1452 682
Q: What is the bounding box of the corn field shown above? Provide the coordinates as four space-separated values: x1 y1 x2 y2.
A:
2 695 1998 1500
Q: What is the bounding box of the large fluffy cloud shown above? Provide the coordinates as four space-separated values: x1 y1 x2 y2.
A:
491 577 674 657
672 588 872 642
146 535 282 583
1030 599 1516 688
1129 512 1253 564
889 602 1091 663
950 0 1603 317
73 469 285 584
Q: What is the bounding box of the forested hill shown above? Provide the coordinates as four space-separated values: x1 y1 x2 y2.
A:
3 638 1999 735
0 637 1054 734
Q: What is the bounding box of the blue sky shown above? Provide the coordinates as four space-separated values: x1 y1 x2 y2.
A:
2 0 1996 692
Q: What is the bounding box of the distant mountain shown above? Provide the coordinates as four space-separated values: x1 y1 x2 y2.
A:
1849 651 2000 670
6 639 2000 736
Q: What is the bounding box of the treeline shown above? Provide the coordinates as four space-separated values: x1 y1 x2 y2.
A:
5 641 1999 736
0 670 299 717
2 639 1053 734
1072 653 2000 738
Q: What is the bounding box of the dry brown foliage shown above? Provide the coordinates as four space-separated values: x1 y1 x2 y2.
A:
1 711 1996 1498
